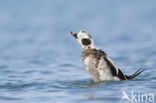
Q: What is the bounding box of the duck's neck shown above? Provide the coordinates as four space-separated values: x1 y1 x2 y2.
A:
82 45 98 50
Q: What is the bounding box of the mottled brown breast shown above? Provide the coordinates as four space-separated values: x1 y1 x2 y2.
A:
82 48 107 68
83 49 106 60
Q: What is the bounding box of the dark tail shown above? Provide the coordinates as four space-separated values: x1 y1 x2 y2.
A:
126 68 145 80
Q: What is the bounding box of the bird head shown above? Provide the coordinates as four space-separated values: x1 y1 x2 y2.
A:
71 30 95 49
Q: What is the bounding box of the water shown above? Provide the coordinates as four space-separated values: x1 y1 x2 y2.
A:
0 0 156 103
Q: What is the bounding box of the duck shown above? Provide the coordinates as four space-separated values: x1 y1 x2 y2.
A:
71 30 144 82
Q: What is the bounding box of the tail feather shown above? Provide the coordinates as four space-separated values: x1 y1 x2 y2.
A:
126 68 145 80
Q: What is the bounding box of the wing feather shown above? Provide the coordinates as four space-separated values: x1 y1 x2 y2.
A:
104 56 127 80
106 56 119 75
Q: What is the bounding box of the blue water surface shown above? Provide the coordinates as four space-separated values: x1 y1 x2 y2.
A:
0 0 156 103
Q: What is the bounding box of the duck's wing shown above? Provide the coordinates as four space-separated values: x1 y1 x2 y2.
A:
104 56 127 80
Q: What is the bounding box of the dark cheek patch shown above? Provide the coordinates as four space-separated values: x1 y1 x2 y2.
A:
82 39 91 46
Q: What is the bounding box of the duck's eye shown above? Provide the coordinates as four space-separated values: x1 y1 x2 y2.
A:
81 39 91 46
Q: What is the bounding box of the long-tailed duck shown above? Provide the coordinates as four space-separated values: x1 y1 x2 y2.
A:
71 30 144 82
